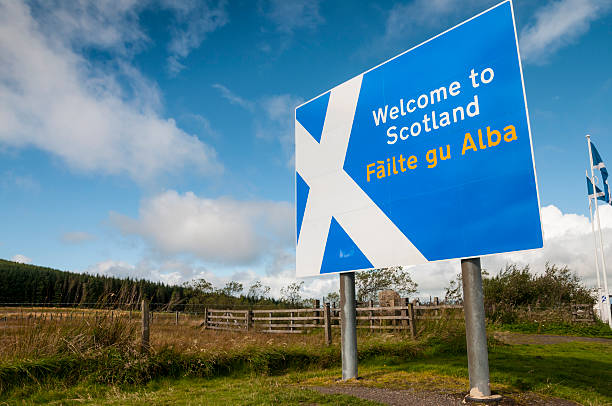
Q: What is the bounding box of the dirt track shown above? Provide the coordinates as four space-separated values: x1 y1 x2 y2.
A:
310 385 580 405
307 333 610 405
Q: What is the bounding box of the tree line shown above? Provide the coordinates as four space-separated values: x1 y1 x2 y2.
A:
0 259 183 307
0 259 284 310
0 258 594 311
444 263 594 307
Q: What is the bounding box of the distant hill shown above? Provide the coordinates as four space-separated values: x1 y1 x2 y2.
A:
0 259 185 307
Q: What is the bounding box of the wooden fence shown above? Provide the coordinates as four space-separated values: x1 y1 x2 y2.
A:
201 299 463 340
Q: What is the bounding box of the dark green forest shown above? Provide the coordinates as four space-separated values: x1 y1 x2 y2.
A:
2 259 596 312
0 259 185 307
0 259 282 310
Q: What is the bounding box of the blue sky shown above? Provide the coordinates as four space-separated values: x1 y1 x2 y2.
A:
1 0 612 299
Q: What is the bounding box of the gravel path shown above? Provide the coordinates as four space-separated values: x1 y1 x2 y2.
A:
311 385 464 405
309 385 580 405
307 333 607 405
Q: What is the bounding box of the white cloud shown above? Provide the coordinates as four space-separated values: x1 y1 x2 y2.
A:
212 83 255 111
260 0 324 34
110 190 293 265
162 0 229 74
178 113 220 139
85 257 336 301
61 231 96 244
85 259 187 286
97 203 612 298
382 0 495 45
11 254 32 264
31 0 148 54
520 0 612 64
1 171 40 193
211 84 301 164
230 268 338 301
0 1 222 182
256 94 304 164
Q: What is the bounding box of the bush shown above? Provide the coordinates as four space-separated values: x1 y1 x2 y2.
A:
483 263 594 309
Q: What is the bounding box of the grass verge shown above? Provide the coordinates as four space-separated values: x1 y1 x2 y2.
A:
355 340 612 405
0 333 428 395
2 312 610 405
493 321 612 338
4 339 611 406
1 375 381 405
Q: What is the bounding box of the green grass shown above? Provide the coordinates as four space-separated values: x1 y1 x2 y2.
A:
0 335 424 394
494 321 612 338
355 341 612 405
2 315 610 405
1 376 381 405
5 340 611 405
3 336 610 405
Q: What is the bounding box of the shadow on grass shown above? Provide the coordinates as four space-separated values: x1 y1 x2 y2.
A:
389 343 611 403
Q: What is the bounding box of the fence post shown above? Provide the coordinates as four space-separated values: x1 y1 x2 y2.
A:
434 297 440 319
314 299 320 326
203 308 208 329
401 298 408 331
368 300 374 330
175 311 179 325
392 298 398 332
246 310 252 332
324 302 332 346
408 301 416 339
141 300 150 354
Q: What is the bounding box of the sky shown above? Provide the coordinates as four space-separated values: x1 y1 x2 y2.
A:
1 0 612 301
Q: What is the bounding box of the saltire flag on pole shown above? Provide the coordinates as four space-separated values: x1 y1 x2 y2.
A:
590 142 611 204
587 174 606 202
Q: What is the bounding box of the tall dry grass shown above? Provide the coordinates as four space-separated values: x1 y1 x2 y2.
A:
0 307 465 394
0 310 138 362
1 307 430 359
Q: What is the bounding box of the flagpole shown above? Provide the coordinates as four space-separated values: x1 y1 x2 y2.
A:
587 183 605 320
587 134 612 327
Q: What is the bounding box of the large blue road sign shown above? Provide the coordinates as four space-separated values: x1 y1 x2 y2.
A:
295 0 542 277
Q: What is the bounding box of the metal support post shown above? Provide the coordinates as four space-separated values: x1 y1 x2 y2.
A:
461 258 500 402
340 272 358 380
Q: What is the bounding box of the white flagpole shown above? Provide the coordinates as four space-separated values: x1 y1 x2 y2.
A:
587 179 605 320
587 134 612 327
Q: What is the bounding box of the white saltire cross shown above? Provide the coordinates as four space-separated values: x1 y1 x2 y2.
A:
295 75 426 277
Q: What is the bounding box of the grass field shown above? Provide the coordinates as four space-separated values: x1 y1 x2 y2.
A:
495 320 612 338
3 340 610 405
0 307 611 405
